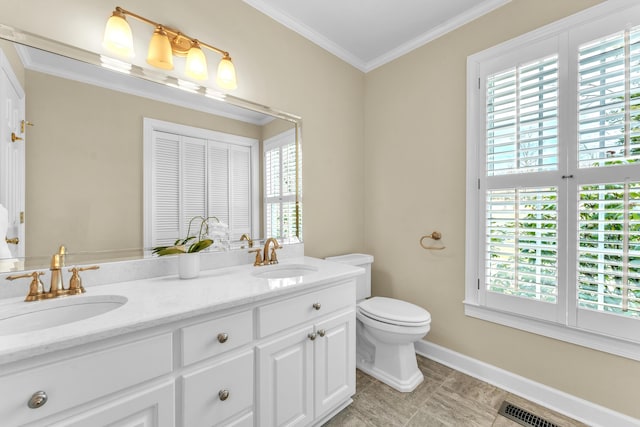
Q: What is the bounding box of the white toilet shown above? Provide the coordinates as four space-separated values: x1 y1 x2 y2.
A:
326 253 431 392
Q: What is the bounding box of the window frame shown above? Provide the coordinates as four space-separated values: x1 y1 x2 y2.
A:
263 128 301 241
465 0 640 361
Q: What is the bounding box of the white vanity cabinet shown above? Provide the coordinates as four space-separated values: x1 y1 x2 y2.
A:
256 280 356 427
0 333 174 427
0 263 359 427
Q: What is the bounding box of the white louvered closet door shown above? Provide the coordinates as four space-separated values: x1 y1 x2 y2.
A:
151 131 181 247
229 146 251 241
208 142 230 228
181 136 207 238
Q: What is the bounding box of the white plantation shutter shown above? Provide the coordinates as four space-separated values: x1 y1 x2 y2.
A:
577 182 640 319
481 48 561 321
468 4 640 352
151 131 181 246
264 129 298 240
486 55 559 176
578 27 640 168
485 187 558 303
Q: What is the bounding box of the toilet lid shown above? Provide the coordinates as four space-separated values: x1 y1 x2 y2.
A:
359 297 431 326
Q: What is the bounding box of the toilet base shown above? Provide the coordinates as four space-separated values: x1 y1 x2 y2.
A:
356 357 423 392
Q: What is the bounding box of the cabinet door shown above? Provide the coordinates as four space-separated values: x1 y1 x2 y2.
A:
314 310 356 418
257 325 314 427
53 381 174 427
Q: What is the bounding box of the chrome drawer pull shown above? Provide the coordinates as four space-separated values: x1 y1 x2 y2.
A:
308 333 317 341
217 333 229 343
317 329 326 337
28 391 48 409
312 302 321 311
219 389 230 401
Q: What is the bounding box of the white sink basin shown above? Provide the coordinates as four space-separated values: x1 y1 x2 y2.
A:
0 295 127 336
252 264 318 279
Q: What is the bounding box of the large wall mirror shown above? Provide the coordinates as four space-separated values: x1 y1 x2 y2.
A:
0 24 302 273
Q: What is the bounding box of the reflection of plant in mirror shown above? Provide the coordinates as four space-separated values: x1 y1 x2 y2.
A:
152 216 218 256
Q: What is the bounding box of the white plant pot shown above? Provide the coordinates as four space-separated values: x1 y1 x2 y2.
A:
178 252 200 279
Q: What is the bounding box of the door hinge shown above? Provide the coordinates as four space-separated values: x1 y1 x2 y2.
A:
20 211 24 224
478 77 481 90
478 178 480 190
477 278 480 290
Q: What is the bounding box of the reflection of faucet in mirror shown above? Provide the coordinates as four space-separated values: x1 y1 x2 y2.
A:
240 233 253 248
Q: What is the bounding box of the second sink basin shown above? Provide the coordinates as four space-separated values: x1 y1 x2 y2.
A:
252 264 318 279
0 295 127 336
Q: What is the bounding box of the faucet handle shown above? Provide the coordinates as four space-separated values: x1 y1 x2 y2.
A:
249 248 263 266
6 271 46 302
270 247 279 264
67 265 100 295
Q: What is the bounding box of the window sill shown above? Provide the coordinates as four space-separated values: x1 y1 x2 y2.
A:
464 301 640 361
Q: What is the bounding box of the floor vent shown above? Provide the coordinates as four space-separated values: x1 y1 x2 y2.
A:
498 401 560 427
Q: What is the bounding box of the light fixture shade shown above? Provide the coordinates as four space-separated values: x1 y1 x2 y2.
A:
185 43 208 80
216 56 237 90
147 26 174 70
103 12 134 57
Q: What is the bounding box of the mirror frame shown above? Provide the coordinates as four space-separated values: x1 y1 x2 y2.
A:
0 23 303 272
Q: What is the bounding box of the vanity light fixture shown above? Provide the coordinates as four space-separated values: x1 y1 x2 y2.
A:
102 6 237 90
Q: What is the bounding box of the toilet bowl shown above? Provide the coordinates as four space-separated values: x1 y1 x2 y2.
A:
325 254 431 392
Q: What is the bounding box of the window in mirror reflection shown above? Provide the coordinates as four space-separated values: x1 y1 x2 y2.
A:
264 128 300 240
144 118 258 250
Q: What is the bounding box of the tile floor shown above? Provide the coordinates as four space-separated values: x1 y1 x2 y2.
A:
324 355 588 427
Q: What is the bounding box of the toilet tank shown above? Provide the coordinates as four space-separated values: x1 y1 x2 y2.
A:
325 253 374 301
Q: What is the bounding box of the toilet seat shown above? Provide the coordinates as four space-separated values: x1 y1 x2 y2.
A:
358 297 431 327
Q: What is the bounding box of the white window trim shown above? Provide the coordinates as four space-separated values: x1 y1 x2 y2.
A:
465 0 640 361
143 118 259 249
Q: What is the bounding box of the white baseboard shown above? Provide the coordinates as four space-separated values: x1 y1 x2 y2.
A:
414 340 640 427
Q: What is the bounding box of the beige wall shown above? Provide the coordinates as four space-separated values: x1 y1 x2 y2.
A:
0 40 24 87
25 70 262 257
0 0 366 258
3 0 638 421
364 0 640 419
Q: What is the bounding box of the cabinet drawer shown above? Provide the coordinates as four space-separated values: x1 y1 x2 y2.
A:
181 309 253 366
0 333 172 426
182 349 254 427
257 280 355 338
53 381 175 427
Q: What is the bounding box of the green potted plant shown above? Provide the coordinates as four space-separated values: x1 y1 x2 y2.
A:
152 216 217 279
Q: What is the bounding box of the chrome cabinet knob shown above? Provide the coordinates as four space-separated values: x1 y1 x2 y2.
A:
217 333 229 343
219 389 230 401
317 329 326 337
312 302 321 311
28 391 48 409
308 333 317 341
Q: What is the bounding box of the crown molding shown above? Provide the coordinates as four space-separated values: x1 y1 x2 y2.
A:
243 0 511 73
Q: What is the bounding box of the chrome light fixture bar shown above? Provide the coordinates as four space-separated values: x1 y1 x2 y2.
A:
103 6 237 90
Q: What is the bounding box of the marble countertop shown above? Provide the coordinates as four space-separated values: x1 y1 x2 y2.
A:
0 257 363 365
